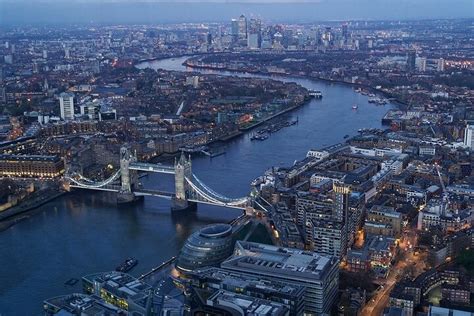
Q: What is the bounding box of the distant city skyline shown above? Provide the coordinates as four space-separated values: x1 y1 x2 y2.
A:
0 0 472 25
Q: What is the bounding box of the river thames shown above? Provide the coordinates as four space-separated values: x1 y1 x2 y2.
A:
0 56 393 315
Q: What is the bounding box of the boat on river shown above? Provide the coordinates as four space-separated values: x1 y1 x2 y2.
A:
115 258 138 273
309 90 323 98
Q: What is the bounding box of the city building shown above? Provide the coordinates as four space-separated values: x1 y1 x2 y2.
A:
238 15 247 41
43 293 126 315
185 267 305 315
247 18 262 49
406 50 416 72
175 223 234 273
437 58 445 72
365 206 403 237
463 125 474 150
312 219 347 258
203 290 289 316
428 306 474 316
59 92 75 121
0 154 65 178
82 271 159 314
221 241 339 315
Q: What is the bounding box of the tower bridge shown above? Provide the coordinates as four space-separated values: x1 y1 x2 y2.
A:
65 147 250 211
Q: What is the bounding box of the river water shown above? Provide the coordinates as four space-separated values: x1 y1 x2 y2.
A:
0 56 393 315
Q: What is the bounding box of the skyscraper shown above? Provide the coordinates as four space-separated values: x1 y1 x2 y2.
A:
437 58 445 72
464 125 474 150
407 50 416 72
231 19 239 43
247 18 262 49
238 14 247 41
59 92 75 120
418 57 427 72
342 23 349 40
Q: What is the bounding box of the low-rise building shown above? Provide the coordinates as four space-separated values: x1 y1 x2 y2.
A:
0 154 65 178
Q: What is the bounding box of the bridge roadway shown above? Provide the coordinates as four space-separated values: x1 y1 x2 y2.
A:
128 162 175 174
69 184 121 192
69 185 175 199
134 189 174 199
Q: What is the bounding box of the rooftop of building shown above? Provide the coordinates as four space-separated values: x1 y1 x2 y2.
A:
366 235 396 252
0 154 61 162
369 206 402 219
190 267 305 297
207 290 289 316
82 271 151 300
43 293 125 315
222 241 338 282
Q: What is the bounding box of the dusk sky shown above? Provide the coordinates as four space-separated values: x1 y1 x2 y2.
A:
0 0 472 25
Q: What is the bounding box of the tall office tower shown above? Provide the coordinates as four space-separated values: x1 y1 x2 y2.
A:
315 28 321 45
342 23 348 39
407 50 416 72
206 33 212 46
64 47 70 59
247 18 262 49
42 49 48 59
238 14 247 40
59 92 75 120
437 58 445 72
418 57 427 72
231 19 239 43
221 241 339 315
464 125 474 150
324 27 333 42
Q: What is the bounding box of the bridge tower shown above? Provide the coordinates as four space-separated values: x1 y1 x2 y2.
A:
118 146 139 204
172 152 196 211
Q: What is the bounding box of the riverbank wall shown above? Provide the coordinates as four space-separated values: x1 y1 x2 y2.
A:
0 190 66 232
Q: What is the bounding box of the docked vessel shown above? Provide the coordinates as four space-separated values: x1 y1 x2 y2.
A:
115 258 138 273
64 278 79 286
309 90 323 98
250 134 269 141
368 97 388 105
179 145 208 153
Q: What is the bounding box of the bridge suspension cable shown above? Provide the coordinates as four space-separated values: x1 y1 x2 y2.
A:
185 175 248 207
190 174 248 203
67 170 122 188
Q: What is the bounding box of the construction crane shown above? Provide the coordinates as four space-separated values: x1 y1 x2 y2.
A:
434 163 448 216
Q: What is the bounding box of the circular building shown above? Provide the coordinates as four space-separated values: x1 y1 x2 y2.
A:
176 223 234 273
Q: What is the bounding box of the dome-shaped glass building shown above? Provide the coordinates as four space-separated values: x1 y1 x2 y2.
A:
176 223 234 273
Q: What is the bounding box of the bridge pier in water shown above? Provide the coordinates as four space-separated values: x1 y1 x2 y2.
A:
171 152 196 211
117 146 142 204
